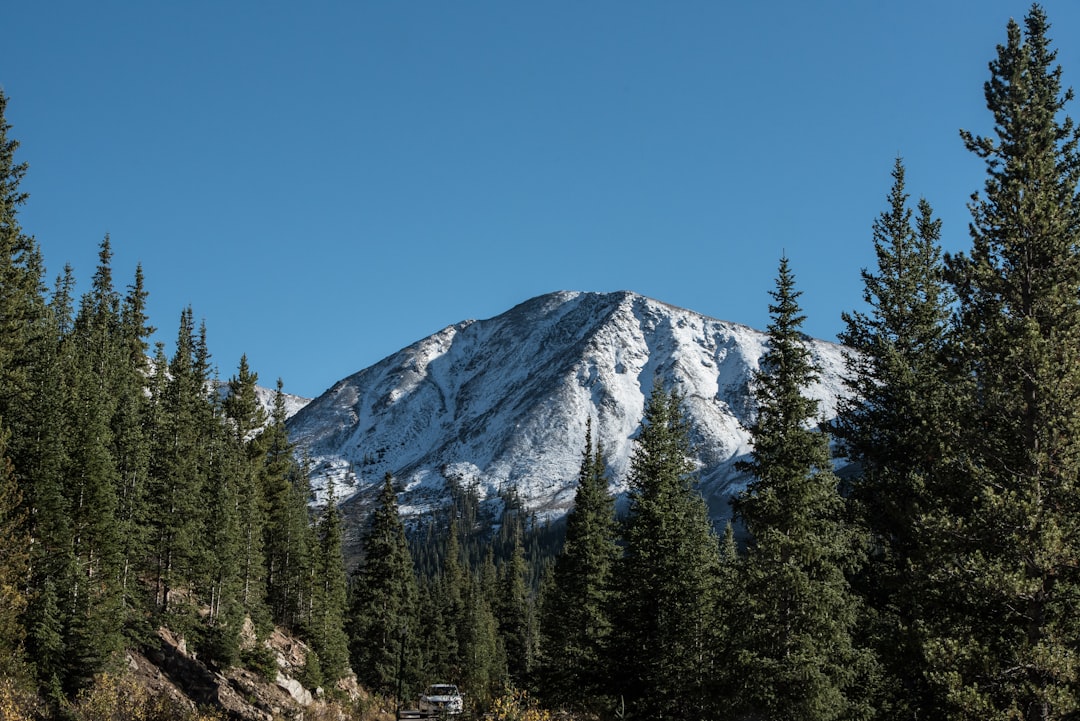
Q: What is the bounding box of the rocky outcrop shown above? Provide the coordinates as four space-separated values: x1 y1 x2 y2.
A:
125 624 370 721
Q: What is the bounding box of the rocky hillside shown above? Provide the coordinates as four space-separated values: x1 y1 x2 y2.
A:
116 624 385 721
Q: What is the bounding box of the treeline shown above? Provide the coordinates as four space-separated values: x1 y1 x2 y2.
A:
538 7 1080 719
369 7 1080 719
0 238 355 685
5 4 1080 721
0 72 560 718
0 100 353 710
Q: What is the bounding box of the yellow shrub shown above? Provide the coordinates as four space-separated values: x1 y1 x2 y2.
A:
489 688 554 721
0 677 40 721
65 672 227 721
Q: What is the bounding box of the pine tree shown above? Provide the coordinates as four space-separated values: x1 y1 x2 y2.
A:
222 355 269 618
263 380 313 630
440 519 469 681
460 572 505 707
349 473 420 695
536 418 618 711
931 6 1080 718
709 520 743 707
223 355 267 441
0 89 47 461
62 238 127 692
731 256 872 721
479 545 499 607
0 94 56 691
148 308 210 627
833 158 956 717
494 528 532 689
309 479 350 682
0 424 29 678
22 271 78 699
198 396 246 667
610 384 722 720
413 521 470 689
113 264 154 641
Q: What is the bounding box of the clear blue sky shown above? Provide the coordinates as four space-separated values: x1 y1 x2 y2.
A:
5 2 1080 398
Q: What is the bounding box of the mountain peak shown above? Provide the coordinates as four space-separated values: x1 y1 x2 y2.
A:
287 291 847 522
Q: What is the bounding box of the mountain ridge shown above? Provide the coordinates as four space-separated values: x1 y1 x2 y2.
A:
286 290 849 523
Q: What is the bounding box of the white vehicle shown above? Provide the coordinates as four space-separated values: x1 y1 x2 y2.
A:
418 684 463 716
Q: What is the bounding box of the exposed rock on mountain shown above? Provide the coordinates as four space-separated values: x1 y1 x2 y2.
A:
287 291 848 522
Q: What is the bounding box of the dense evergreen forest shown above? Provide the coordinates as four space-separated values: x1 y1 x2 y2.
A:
4 4 1080 719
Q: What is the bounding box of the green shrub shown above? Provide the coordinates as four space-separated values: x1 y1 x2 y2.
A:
240 643 278 681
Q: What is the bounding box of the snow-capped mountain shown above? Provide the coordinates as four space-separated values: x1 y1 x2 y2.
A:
254 384 311 420
286 291 849 523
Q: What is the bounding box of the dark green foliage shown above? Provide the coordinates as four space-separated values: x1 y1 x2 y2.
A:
410 484 555 699
494 529 533 688
414 578 451 692
834 159 957 717
732 257 872 721
148 308 210 624
197 398 246 668
298 648 324 691
348 474 420 694
223 355 270 621
263 380 314 631
0 424 29 677
113 264 155 642
21 276 77 696
61 238 128 690
610 385 722 720
0 89 47 460
410 477 557 587
434 520 468 681
241 642 280 682
310 480 351 682
8 12 1080 716
536 418 618 712
459 572 505 706
0 89 354 712
931 6 1080 717
0 91 62 692
10 235 165 695
26 577 66 701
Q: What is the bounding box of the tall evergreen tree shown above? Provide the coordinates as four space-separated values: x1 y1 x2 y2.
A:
732 256 871 721
933 6 1080 718
22 270 78 699
307 480 351 683
0 424 29 678
460 572 504 707
536 418 619 712
349 473 420 695
223 355 269 618
494 528 532 689
834 158 956 717
413 519 469 691
113 264 154 641
148 308 210 626
61 238 127 692
198 396 246 667
0 96 55 691
610 384 722 720
263 380 313 630
0 89 47 460
439 519 469 682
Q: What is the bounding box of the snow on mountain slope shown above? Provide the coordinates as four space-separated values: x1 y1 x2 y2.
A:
254 384 311 420
286 291 849 522
214 382 311 421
